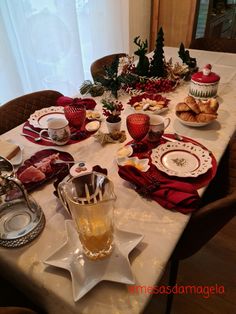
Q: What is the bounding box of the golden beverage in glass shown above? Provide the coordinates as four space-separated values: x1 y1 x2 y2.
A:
58 172 116 260
76 216 113 259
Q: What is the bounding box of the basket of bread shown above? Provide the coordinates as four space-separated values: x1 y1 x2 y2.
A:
176 96 219 127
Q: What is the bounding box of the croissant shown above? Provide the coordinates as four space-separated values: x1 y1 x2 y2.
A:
176 102 191 112
179 112 197 122
196 113 218 123
209 98 219 112
185 96 200 114
184 96 196 104
198 99 219 114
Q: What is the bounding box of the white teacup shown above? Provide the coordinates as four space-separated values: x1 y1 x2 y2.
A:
40 118 71 145
147 115 170 143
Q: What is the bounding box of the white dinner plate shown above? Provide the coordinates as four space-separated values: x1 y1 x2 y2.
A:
28 106 65 129
151 141 212 178
44 220 143 301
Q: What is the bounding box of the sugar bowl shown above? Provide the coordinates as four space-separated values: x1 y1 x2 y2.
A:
189 64 220 99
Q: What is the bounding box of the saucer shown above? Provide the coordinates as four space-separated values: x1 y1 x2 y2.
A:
44 220 143 301
85 121 100 132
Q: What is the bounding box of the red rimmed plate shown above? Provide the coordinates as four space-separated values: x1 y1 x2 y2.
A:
151 141 212 178
28 106 65 129
16 149 74 191
128 93 170 114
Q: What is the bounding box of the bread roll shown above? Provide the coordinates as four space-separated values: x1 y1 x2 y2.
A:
0 140 20 160
179 112 197 122
196 113 217 123
176 102 191 112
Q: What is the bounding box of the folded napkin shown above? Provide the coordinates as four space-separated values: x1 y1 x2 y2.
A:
118 164 200 214
56 96 97 110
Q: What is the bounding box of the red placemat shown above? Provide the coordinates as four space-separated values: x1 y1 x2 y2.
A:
151 134 216 190
16 148 74 192
22 121 96 146
118 134 217 214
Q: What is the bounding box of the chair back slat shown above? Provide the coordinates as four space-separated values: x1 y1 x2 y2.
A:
0 90 63 134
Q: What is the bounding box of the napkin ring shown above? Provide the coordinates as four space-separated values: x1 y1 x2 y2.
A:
136 181 160 198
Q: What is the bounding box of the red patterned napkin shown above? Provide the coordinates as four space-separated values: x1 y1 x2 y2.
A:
56 96 97 110
118 164 200 214
118 135 217 214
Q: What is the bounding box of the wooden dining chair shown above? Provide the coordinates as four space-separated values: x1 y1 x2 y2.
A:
0 90 63 135
90 53 127 82
0 307 38 314
165 138 236 314
189 37 236 53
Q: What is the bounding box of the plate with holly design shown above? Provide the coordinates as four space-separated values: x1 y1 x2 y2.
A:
151 141 212 178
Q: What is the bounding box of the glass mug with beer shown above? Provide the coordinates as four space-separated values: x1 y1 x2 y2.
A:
57 172 116 260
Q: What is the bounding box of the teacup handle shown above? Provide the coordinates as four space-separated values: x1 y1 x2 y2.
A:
57 181 72 216
164 118 171 130
39 130 52 142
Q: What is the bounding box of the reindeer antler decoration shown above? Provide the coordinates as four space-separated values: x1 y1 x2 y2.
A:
134 36 149 76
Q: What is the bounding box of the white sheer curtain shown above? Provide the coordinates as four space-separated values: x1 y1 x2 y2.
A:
0 0 129 104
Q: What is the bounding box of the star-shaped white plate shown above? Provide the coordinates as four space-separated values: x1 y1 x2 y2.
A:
44 220 143 301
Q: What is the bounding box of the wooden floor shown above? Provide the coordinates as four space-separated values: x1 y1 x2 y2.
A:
143 217 236 314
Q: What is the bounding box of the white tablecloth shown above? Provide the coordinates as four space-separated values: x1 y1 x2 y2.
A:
0 47 236 314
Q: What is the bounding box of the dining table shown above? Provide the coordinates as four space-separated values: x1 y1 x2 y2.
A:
0 47 236 314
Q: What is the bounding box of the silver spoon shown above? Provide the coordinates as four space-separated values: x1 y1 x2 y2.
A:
23 126 41 135
161 133 184 142
23 126 50 139
174 133 184 141
162 135 177 142
20 133 42 142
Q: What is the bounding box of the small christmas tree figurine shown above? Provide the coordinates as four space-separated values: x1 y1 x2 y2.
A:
134 36 149 76
149 27 165 77
178 42 197 69
95 55 121 98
